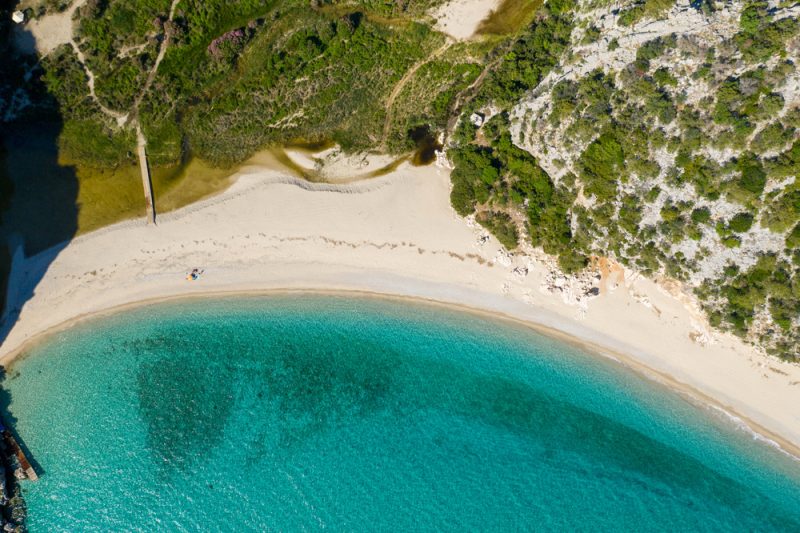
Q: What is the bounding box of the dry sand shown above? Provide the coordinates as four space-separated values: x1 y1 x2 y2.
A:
432 0 500 40
12 0 86 56
283 147 399 182
2 162 800 456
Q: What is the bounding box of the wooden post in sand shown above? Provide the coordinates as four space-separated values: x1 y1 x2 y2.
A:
136 126 156 225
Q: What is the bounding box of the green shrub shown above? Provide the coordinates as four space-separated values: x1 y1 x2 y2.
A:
752 93 785 122
449 146 496 215
734 154 767 196
619 195 643 233
549 80 578 124
734 1 799 62
582 25 601 44
636 34 676 62
660 203 681 223
483 7 575 107
40 46 91 113
653 67 678 87
558 249 589 273
477 211 519 249
767 140 800 179
618 0 675 26
722 235 742 248
59 119 135 167
691 207 711 224
787 223 800 249
729 212 754 232
762 186 800 231
578 130 624 201
751 123 794 153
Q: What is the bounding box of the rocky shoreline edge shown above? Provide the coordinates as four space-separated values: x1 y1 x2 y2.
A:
0 422 30 532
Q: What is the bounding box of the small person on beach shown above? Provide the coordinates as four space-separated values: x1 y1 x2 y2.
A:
186 268 204 281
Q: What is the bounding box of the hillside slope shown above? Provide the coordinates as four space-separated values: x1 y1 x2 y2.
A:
448 0 800 359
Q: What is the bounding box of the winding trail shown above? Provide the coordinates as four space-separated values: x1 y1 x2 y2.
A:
380 40 452 149
17 0 128 125
44 0 181 223
445 41 513 134
69 41 129 126
129 0 181 224
132 0 181 116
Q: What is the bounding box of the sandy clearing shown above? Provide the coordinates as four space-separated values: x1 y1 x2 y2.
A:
432 0 500 40
12 0 86 56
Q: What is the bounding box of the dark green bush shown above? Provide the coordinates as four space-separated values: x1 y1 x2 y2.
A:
734 1 799 62
735 154 767 196
691 207 711 224
729 212 754 233
579 130 624 201
477 211 519 249
787 223 800 249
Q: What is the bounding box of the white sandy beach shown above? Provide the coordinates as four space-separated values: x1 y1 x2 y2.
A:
2 161 800 455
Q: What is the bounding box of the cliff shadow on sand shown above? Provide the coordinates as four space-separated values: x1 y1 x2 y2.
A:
0 1 79 354
0 1 80 521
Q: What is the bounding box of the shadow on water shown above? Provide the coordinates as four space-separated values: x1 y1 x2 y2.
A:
408 125 442 166
0 366 43 478
0 368 28 524
0 0 80 494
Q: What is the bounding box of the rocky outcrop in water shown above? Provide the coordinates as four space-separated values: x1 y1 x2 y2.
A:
0 430 26 532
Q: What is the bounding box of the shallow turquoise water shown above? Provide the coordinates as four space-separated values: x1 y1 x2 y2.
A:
5 295 800 531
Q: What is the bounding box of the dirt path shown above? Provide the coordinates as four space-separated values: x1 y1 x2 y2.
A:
68 0 181 222
130 0 181 224
380 40 452 149
69 41 130 126
65 0 180 127
13 0 128 124
132 0 181 116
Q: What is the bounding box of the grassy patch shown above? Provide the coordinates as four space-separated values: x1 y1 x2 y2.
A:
477 0 544 36
387 46 483 151
151 157 234 213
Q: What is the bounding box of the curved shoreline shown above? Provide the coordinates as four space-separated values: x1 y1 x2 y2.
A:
2 163 800 464
4 286 800 461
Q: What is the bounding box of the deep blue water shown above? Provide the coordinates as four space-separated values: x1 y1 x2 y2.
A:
4 295 800 531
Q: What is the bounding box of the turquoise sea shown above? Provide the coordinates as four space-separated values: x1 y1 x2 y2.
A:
4 295 800 531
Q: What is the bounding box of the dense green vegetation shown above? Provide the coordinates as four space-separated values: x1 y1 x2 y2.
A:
449 0 584 272
734 0 799 63
15 0 482 172
175 13 442 163
478 0 573 108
